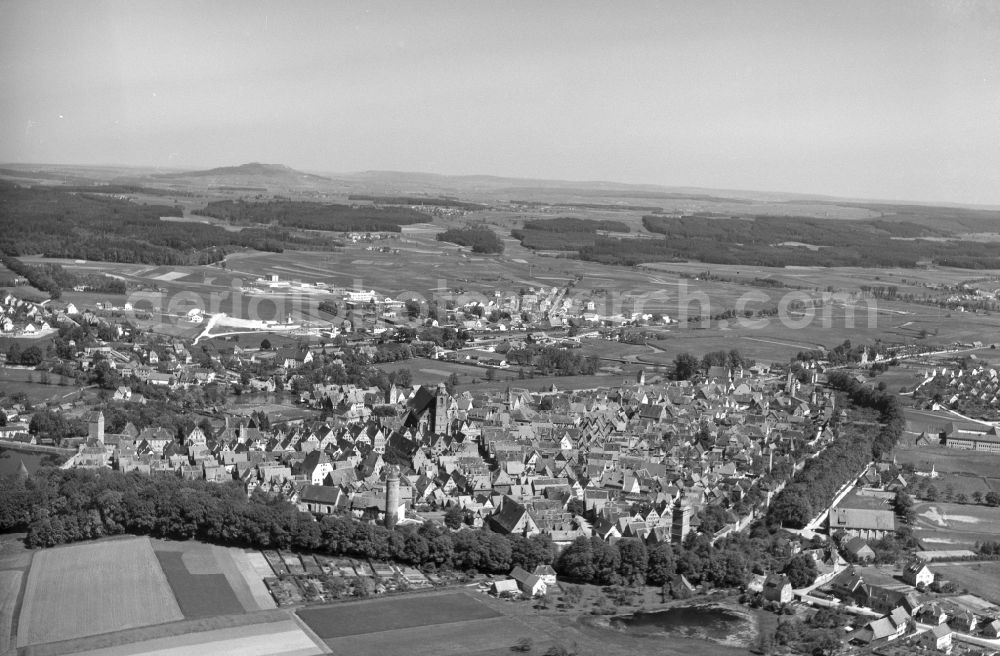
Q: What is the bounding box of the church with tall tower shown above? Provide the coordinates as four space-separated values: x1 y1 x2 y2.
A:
403 383 451 436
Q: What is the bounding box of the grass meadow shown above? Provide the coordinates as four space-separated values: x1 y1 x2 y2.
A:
931 561 1000 605
0 570 22 654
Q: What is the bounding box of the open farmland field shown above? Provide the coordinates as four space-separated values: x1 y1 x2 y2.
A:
913 472 998 499
930 561 1000 605
297 591 500 641
894 444 1000 478
151 540 276 618
16 537 183 647
317 615 539 656
0 571 22 654
639 261 998 296
464 371 642 394
0 533 33 571
311 586 757 656
910 501 1000 549
0 366 87 405
38 618 320 656
376 357 513 387
20 232 1000 362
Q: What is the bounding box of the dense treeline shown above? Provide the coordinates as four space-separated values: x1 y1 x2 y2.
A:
1 255 62 298
512 217 630 251
642 214 947 243
766 372 905 528
0 468 554 575
347 195 486 210
436 227 504 253
555 529 819 592
510 201 662 212
0 257 125 298
199 200 429 232
596 214 1000 269
2 467 814 593
824 371 906 459
671 349 752 380
0 184 313 265
504 345 600 376
38 185 190 197
520 218 630 233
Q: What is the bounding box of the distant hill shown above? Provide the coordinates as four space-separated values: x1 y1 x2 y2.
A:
154 162 330 182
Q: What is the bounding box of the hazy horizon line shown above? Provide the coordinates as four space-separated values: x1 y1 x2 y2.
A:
3 159 1000 212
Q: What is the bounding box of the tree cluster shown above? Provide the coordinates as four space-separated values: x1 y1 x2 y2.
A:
347 195 486 210
555 534 754 590
0 468 556 575
573 213 1000 269
199 199 429 232
0 184 338 266
512 218 629 251
436 227 504 254
503 345 600 377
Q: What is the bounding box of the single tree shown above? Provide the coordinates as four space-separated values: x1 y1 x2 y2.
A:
443 505 465 529
784 553 818 589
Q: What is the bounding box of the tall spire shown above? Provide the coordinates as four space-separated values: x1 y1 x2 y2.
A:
17 458 29 479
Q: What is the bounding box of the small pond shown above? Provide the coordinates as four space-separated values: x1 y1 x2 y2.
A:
609 604 750 642
0 447 63 476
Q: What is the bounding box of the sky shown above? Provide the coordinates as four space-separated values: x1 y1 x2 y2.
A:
2 0 999 205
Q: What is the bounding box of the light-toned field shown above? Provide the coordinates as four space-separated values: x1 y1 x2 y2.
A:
17 538 183 647
0 570 23 654
63 619 322 656
911 501 1000 549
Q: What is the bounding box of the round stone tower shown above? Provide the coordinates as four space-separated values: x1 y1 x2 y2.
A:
385 465 401 529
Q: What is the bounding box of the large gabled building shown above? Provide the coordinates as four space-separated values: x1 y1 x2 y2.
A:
829 502 895 541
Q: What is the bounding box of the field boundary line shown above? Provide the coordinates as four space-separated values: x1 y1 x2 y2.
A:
288 612 333 654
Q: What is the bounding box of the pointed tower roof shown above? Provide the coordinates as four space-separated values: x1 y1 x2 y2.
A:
17 458 30 479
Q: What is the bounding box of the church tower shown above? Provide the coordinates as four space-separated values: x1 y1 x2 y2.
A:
88 410 105 444
433 382 448 435
671 491 692 544
384 465 401 529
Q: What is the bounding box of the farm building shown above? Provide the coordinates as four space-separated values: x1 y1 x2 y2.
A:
829 504 895 541
510 566 547 597
490 579 519 596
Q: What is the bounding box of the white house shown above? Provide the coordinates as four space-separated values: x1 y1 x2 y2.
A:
510 566 547 597
902 561 933 588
